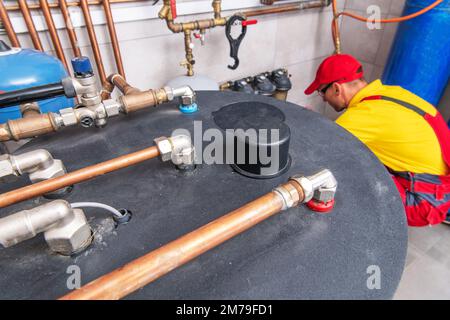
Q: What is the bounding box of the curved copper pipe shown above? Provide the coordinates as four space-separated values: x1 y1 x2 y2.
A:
17 0 43 50
107 74 140 95
79 0 107 85
59 0 81 57
0 0 20 47
60 180 304 300
39 0 68 69
0 146 160 208
102 0 125 78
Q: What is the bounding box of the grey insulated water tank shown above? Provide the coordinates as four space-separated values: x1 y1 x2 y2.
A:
0 91 407 299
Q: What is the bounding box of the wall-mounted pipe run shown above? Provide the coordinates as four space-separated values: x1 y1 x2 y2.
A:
0 134 194 208
159 0 330 76
60 169 337 300
0 0 20 47
102 0 126 78
79 0 107 85
17 0 43 50
39 0 68 69
242 0 330 18
58 0 81 57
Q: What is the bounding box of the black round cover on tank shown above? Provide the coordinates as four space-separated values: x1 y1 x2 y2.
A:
213 101 291 179
0 92 407 300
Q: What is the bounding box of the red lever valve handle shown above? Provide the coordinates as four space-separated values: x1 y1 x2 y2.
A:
170 0 178 19
242 19 258 27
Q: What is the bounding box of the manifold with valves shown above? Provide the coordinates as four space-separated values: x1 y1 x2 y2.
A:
0 56 198 142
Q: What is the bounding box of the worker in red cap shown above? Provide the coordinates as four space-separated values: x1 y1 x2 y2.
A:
305 54 450 227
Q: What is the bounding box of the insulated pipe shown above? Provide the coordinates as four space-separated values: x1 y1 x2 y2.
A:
39 0 68 69
60 177 306 300
0 0 20 47
59 0 81 57
79 0 107 85
17 0 43 50
102 0 125 78
0 146 160 208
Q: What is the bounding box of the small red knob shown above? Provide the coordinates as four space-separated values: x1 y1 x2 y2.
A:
242 19 258 27
170 0 177 19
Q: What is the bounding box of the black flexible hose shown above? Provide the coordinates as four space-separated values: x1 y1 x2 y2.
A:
0 78 76 109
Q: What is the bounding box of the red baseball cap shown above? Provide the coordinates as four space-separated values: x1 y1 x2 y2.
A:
304 54 364 95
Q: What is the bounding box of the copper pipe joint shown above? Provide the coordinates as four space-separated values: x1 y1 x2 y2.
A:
20 102 41 118
60 179 304 300
0 114 58 142
108 74 140 96
0 0 20 47
0 146 160 208
120 88 168 114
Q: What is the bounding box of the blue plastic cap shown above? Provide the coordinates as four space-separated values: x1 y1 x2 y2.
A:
179 103 198 114
71 56 93 76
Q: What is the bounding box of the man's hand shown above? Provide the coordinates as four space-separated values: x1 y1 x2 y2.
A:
261 0 276 5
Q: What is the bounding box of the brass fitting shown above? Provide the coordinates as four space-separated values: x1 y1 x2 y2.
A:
0 113 58 142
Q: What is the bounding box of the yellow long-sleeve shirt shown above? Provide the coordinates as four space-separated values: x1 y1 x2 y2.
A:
336 80 447 175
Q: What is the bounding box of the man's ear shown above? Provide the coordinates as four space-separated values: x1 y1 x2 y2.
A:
332 83 341 96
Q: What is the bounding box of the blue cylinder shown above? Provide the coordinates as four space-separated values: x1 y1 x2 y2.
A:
0 46 74 124
382 0 450 106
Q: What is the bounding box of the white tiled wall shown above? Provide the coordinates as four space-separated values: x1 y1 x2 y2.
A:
0 0 407 118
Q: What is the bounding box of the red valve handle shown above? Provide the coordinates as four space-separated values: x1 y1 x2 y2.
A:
193 33 202 39
170 0 177 20
242 19 258 27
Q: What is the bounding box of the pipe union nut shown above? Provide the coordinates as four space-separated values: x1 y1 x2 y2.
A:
44 208 92 256
154 136 173 162
59 108 78 127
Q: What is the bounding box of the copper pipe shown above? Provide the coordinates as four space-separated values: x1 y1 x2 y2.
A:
242 1 328 18
0 0 20 47
39 0 68 69
60 180 305 300
107 74 139 95
102 0 125 78
17 0 43 50
0 146 160 208
5 0 140 11
59 0 81 57
79 0 107 85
